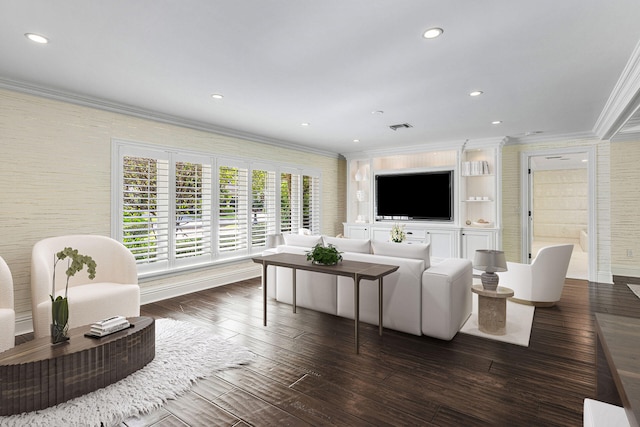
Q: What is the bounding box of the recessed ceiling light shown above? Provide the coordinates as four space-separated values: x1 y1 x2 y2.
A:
469 90 483 97
492 120 502 125
353 139 360 143
301 122 310 127
211 93 224 99
371 110 384 115
423 28 443 39
25 33 49 44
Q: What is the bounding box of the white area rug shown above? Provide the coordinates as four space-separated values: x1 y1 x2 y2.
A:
627 284 640 300
460 293 535 347
0 318 255 427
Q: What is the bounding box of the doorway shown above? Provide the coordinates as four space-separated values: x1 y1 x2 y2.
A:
520 147 596 281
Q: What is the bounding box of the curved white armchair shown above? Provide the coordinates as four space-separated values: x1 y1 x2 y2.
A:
497 244 573 307
31 235 140 338
0 256 16 352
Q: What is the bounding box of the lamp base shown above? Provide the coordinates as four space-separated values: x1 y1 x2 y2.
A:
480 272 499 291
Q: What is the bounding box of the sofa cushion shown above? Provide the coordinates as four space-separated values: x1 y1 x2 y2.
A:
371 241 430 268
282 233 322 248
322 236 371 254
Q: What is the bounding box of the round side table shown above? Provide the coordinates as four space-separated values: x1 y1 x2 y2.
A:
471 284 514 335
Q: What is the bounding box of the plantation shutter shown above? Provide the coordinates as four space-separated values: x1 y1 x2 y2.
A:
218 163 249 255
122 154 170 271
280 171 301 234
251 167 277 250
303 174 321 235
174 157 213 265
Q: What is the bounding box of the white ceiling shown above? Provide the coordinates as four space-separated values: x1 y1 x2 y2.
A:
2 1 640 156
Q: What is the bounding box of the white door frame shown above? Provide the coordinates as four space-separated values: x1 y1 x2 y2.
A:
519 146 597 282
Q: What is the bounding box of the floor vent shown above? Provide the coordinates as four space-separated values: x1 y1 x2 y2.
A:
389 123 413 131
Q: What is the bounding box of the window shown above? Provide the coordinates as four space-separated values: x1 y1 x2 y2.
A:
280 170 321 235
218 163 249 256
113 140 321 275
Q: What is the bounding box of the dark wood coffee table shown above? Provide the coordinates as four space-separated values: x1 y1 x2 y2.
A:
0 316 155 416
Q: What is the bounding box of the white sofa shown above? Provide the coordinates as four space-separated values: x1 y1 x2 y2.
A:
263 234 473 340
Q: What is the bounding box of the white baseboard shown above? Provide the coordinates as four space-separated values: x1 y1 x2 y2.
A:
140 265 260 305
611 265 640 279
13 265 261 336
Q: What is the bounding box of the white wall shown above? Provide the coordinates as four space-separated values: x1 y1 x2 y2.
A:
533 169 588 241
0 88 346 333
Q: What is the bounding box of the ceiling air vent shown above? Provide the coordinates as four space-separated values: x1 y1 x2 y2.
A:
389 123 413 131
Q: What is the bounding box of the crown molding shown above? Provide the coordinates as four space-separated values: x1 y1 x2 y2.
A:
505 131 599 145
593 38 640 140
0 78 341 159
341 136 510 159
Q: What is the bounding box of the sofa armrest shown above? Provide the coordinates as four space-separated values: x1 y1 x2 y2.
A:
421 258 473 340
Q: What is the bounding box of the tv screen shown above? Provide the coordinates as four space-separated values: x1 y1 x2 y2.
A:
375 171 453 221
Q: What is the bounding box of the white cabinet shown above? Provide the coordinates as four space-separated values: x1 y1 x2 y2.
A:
368 223 459 259
461 229 498 261
343 223 370 239
428 228 459 258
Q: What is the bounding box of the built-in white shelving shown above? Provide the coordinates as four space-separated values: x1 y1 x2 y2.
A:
344 139 503 260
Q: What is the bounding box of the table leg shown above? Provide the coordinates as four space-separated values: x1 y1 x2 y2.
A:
354 273 360 354
292 267 297 314
262 263 268 327
379 277 383 336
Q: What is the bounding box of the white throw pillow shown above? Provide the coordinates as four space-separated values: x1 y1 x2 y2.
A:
282 233 322 248
371 241 430 268
323 236 371 254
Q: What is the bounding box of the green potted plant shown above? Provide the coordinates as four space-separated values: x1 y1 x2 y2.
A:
306 243 343 266
51 247 97 344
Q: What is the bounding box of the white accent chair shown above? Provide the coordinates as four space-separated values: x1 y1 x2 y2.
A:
497 244 573 307
31 235 140 338
0 256 16 353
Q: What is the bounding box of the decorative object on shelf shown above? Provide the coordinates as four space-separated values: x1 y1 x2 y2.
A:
51 247 97 344
473 249 507 291
306 243 343 265
356 190 366 202
471 219 493 228
390 223 406 243
354 168 363 181
462 160 490 176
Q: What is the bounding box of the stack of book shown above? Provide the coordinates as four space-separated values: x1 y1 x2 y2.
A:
89 316 130 337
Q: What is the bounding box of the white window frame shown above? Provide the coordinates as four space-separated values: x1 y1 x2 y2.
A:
112 139 322 277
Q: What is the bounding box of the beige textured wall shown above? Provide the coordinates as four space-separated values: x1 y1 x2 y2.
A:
611 140 640 276
0 88 345 328
501 139 612 282
533 169 588 241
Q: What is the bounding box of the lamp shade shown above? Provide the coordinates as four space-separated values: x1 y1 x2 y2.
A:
473 250 507 273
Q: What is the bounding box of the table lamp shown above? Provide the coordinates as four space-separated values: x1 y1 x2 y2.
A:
473 249 507 291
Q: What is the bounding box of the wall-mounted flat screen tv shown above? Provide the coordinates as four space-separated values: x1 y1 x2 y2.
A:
375 170 453 221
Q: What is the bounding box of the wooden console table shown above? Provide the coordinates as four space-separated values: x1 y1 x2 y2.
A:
595 312 640 426
253 253 399 354
0 316 155 416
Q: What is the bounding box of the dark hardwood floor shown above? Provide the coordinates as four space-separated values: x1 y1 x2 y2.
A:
120 275 640 427
17 276 640 426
